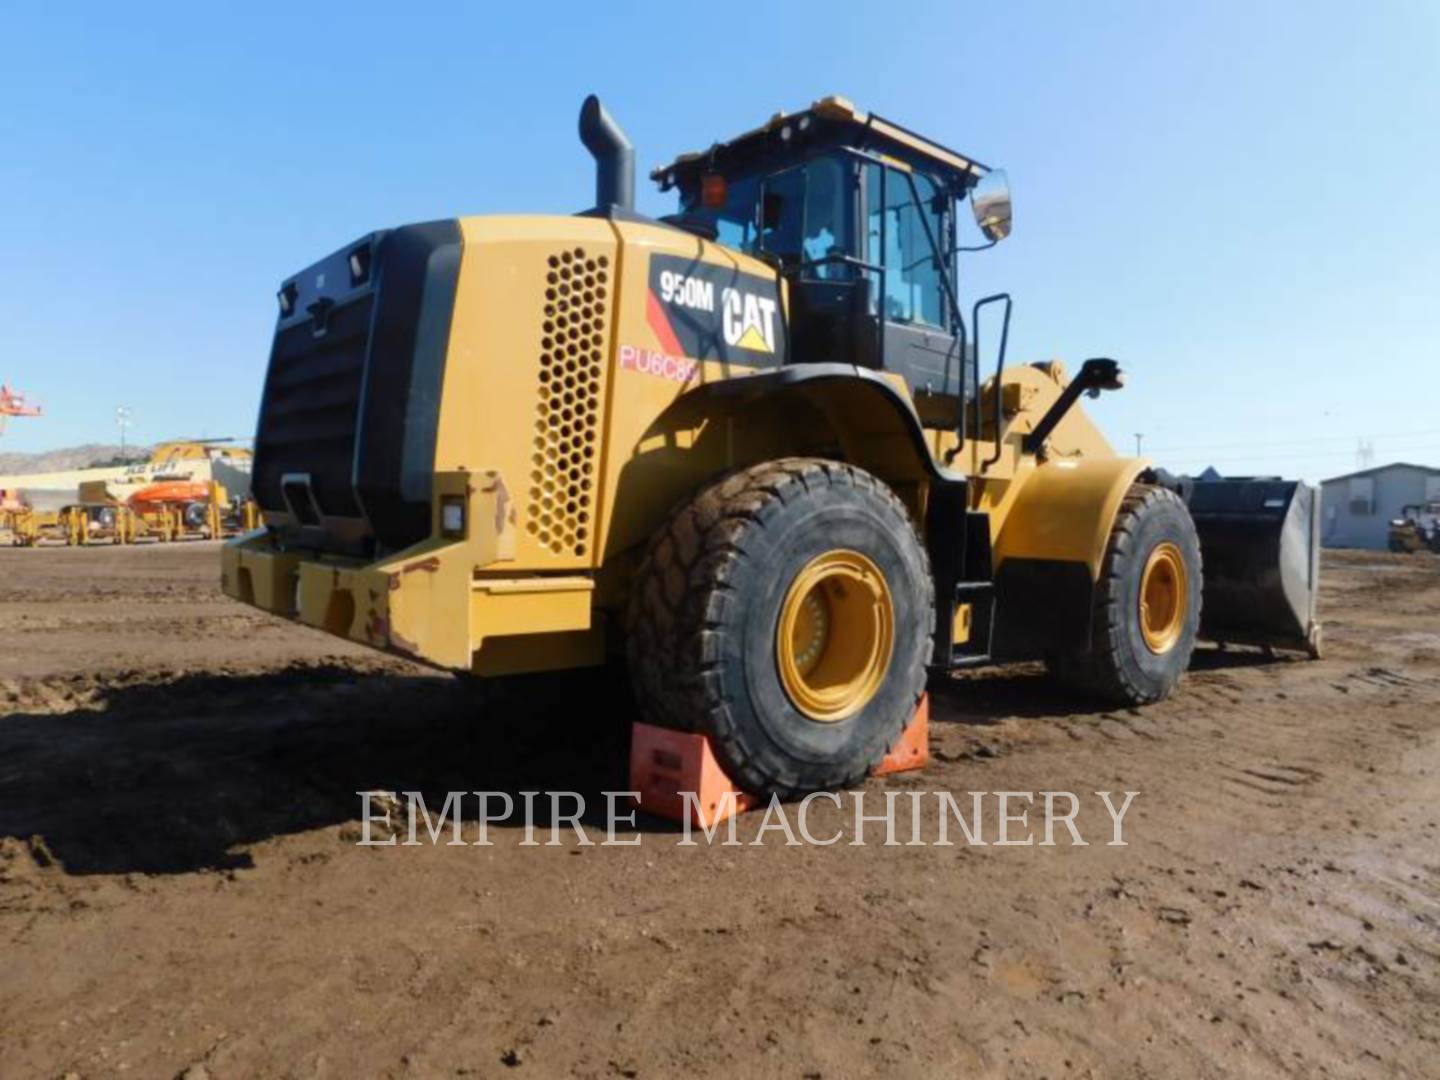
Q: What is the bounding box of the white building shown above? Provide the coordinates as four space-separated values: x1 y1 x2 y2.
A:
1320 462 1440 550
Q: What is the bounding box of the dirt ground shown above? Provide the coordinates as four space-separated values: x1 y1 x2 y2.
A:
1 542 1437 1078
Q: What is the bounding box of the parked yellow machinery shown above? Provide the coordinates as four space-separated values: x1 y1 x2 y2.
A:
75 478 258 543
61 503 129 545
227 495 262 535
2 506 38 546
0 489 29 546
2 478 255 548
3 502 123 546
223 96 1322 796
1388 501 1440 553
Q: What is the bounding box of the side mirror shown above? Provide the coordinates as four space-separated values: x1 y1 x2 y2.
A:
970 169 1012 242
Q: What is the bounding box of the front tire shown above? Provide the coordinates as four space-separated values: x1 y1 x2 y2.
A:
625 459 933 798
1051 484 1202 705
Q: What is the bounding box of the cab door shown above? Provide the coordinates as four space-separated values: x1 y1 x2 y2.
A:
757 155 871 369
860 161 967 415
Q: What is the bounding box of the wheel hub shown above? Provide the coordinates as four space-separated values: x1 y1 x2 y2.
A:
1139 541 1187 655
777 550 895 722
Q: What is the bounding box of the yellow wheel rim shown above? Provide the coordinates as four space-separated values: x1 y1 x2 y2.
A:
1139 541 1188 655
776 549 895 722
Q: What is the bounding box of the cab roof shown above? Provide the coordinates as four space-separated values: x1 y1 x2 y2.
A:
651 96 990 194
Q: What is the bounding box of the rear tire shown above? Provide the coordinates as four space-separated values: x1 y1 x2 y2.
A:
625 458 933 798
1050 484 1202 705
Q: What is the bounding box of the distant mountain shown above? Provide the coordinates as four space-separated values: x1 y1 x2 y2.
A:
0 443 152 475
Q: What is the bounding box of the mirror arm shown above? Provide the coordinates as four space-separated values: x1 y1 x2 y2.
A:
1021 358 1124 455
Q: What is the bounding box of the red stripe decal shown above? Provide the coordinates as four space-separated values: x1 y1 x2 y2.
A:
646 289 686 358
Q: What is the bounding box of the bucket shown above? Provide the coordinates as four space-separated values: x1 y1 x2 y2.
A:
1185 478 1322 657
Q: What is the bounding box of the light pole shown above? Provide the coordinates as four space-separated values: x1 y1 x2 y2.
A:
116 406 132 457
1134 433 1144 456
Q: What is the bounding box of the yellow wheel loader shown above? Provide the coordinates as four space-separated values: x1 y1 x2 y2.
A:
222 96 1320 796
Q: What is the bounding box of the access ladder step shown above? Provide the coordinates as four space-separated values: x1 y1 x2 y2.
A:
948 580 995 668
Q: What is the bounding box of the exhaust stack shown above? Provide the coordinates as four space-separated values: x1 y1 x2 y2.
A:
579 94 635 215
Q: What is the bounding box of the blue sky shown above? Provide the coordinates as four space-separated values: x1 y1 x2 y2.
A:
1 1 1436 481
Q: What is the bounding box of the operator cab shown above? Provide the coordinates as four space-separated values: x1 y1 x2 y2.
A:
654 97 1012 425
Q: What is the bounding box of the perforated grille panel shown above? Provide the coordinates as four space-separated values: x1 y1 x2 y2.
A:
527 247 610 558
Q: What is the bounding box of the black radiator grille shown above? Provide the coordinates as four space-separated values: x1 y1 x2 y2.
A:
250 220 461 554
253 293 373 519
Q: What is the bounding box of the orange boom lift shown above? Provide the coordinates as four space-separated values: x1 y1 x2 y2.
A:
0 383 42 436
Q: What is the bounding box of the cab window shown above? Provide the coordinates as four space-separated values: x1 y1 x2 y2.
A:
683 155 853 276
743 157 853 277
865 163 947 327
798 155 851 280
698 175 760 251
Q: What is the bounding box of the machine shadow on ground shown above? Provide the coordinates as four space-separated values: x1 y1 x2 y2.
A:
1186 643 1307 671
929 665 1114 723
0 664 639 877
1 648 1268 877
929 645 1298 725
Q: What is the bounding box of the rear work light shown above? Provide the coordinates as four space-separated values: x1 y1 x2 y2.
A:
440 496 466 539
278 282 298 316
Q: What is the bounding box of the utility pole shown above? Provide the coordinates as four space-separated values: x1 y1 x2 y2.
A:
116 406 132 457
1356 437 1374 470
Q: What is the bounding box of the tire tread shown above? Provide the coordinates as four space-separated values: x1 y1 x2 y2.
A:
625 458 932 796
1054 484 1201 705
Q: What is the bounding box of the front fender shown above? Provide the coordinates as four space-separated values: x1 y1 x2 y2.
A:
994 457 1149 579
987 456 1149 660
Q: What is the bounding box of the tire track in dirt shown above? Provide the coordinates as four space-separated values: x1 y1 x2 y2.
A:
0 545 1437 1076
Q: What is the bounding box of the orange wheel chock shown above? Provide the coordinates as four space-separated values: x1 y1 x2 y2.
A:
628 693 930 827
629 723 756 829
872 692 930 777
